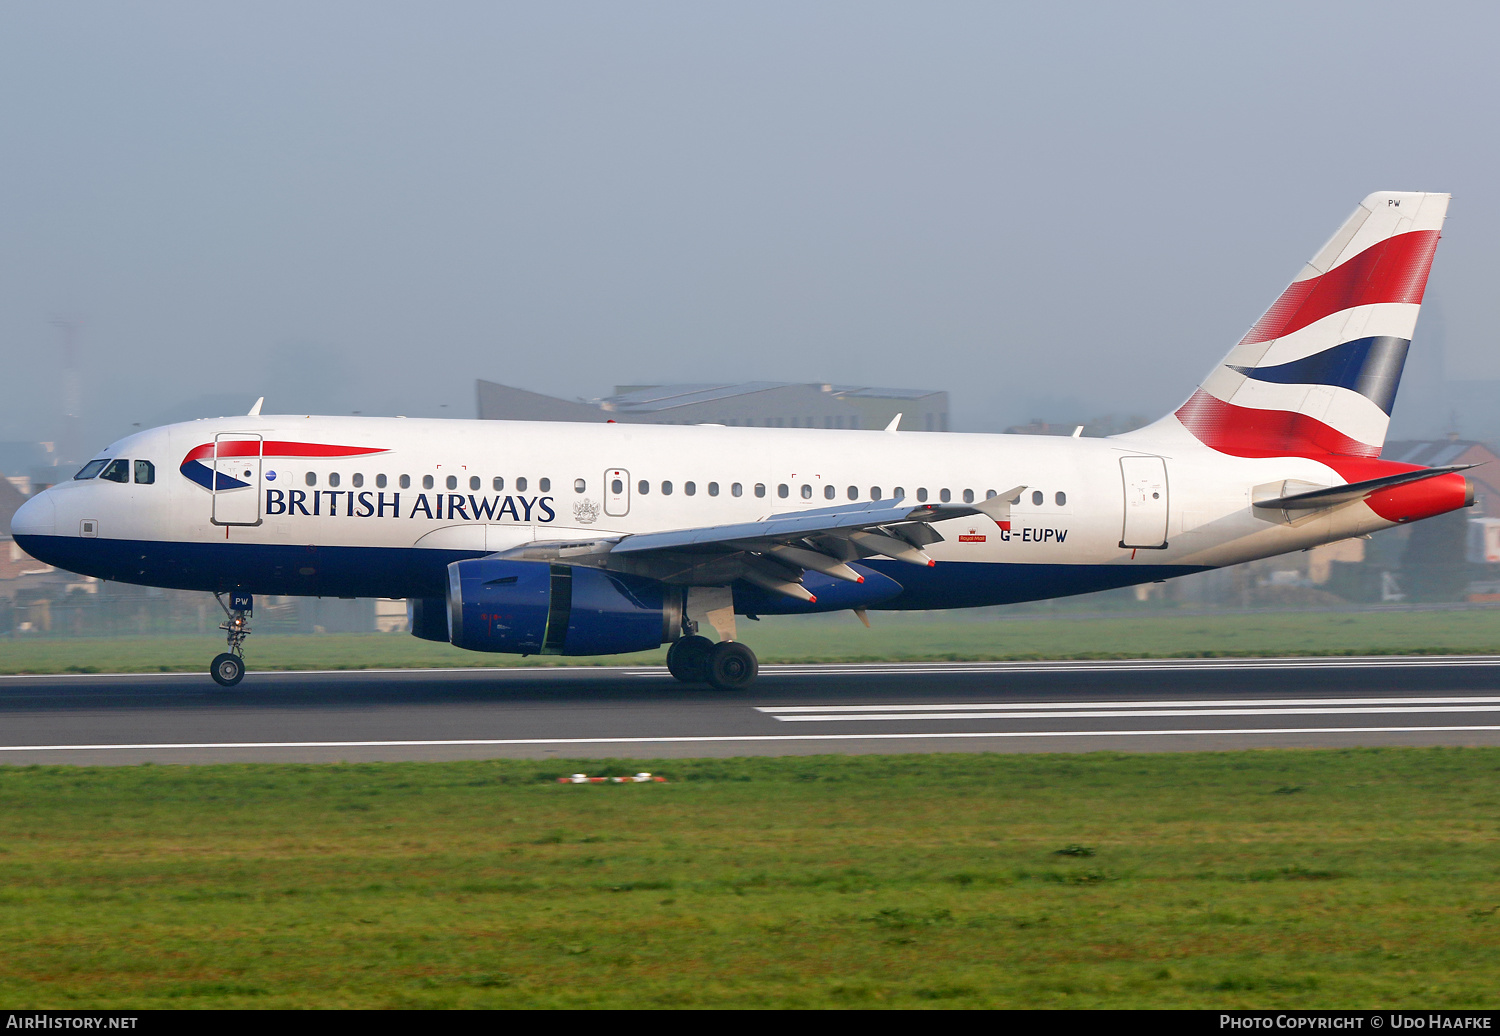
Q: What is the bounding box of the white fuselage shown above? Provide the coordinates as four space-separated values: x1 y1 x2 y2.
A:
11 414 1408 608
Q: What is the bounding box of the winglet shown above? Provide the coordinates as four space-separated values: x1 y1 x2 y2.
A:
885 414 901 433
248 397 264 417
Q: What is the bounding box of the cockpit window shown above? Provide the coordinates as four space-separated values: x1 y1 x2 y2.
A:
74 460 108 480
99 459 131 483
134 460 155 485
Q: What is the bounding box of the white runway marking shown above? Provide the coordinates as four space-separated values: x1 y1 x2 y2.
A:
767 706 1500 722
759 695 1500 722
762 695 1500 712
630 656 1500 678
2 726 1499 753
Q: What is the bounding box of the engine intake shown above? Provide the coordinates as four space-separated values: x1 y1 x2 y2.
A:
446 559 681 655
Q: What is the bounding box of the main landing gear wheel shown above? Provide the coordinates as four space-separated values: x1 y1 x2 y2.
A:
707 641 758 691
667 635 713 683
210 652 245 688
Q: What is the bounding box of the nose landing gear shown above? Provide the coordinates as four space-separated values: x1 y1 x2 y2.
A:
210 592 252 688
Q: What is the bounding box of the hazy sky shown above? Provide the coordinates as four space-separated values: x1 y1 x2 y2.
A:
3 2 1497 459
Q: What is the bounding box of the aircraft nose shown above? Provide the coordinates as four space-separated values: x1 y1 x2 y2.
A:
10 492 56 537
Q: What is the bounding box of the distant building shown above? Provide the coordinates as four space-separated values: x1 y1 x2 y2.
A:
0 441 62 493
477 380 949 431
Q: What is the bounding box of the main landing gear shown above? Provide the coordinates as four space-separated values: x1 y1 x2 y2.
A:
666 634 759 691
210 592 252 688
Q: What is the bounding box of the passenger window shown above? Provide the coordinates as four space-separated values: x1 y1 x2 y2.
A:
708 482 719 497
611 478 623 494
1056 491 1067 506
893 487 905 500
732 483 743 497
662 481 674 495
306 472 318 487
422 475 434 490
376 474 388 489
470 476 481 491
754 483 766 498
638 480 650 495
100 459 130 483
985 489 997 499
847 486 857 500
962 489 974 503
870 486 882 500
329 472 341 488
134 460 155 485
540 478 551 492
1032 490 1044 506
73 460 107 480
940 489 951 503
801 484 812 499
353 473 364 488
516 477 528 492
493 477 504 491
575 478 587 493
400 475 411 489
685 481 696 496
825 485 835 500
916 488 928 503
778 484 789 498
444 475 456 490
1009 492 1021 504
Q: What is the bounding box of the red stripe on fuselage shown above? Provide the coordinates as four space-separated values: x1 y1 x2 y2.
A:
181 441 388 465
1240 230 1440 346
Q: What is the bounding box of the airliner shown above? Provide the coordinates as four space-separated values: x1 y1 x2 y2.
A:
9 191 1470 689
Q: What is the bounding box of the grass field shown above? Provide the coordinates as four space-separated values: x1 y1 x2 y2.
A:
0 749 1496 1008
4 608 1500 674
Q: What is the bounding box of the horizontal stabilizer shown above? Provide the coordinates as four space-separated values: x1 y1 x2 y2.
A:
1255 464 1474 511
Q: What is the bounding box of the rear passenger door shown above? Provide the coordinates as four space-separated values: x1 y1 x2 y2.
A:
1119 455 1168 549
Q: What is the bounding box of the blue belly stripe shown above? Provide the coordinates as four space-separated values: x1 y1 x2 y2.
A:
14 533 1206 616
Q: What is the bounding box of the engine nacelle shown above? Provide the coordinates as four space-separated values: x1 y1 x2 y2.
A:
446 558 681 656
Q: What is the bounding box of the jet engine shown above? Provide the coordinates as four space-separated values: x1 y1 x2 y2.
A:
445 558 681 655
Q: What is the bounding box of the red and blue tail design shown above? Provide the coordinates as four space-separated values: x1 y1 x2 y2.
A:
180 441 386 491
1167 191 1448 459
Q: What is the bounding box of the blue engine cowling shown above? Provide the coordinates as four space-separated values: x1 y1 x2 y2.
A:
446 559 682 655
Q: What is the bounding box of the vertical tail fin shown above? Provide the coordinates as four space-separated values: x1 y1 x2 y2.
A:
1166 191 1448 458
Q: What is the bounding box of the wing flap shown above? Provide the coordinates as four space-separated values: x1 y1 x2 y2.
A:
485 488 1025 600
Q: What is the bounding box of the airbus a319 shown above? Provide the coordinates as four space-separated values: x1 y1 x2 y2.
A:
9 191 1469 689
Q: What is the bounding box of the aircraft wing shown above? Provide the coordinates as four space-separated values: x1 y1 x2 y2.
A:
489 489 1025 602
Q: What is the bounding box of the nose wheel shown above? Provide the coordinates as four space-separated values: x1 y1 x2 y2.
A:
211 652 244 687
210 592 252 688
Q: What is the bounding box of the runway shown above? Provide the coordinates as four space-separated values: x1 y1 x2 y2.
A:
2 656 1500 764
